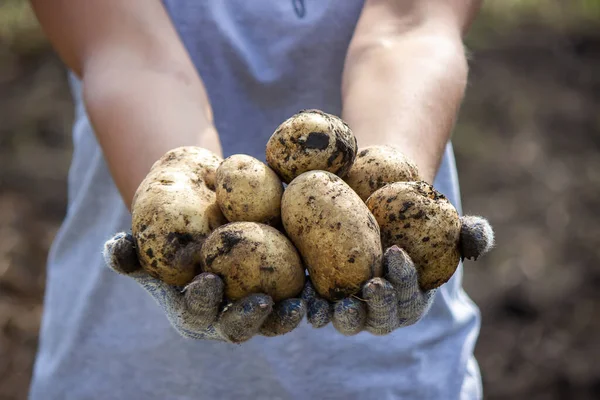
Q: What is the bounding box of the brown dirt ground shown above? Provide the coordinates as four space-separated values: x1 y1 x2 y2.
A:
1 14 599 400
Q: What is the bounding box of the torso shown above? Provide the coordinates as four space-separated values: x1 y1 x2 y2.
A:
29 2 482 399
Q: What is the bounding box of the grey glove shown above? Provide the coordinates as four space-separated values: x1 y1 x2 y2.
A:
302 245 436 336
103 232 306 343
302 216 494 336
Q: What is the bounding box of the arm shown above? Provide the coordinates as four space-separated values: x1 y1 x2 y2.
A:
342 0 482 183
30 0 221 209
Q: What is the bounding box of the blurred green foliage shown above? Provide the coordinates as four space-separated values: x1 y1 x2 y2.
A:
1 0 600 55
467 0 600 48
0 0 46 55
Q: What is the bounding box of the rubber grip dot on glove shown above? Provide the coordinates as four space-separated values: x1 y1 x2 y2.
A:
218 294 273 343
362 278 399 335
260 298 306 337
332 297 366 336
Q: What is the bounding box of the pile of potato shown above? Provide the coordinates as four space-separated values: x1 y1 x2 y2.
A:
130 109 491 307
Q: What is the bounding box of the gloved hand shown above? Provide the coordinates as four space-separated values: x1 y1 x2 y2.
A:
103 232 306 343
301 245 436 335
302 215 494 336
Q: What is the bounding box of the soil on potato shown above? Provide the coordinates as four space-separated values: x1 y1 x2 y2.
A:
1 12 599 400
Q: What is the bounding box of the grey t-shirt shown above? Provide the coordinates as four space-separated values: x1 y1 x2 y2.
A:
29 1 482 399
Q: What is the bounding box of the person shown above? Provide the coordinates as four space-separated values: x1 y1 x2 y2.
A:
28 0 484 398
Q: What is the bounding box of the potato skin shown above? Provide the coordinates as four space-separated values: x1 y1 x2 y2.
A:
215 154 283 225
131 147 227 286
281 170 383 301
266 109 358 183
344 145 420 201
366 181 461 291
200 222 305 302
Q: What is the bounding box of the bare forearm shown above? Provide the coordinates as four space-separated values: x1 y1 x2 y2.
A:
342 1 477 183
84 65 220 209
30 0 219 210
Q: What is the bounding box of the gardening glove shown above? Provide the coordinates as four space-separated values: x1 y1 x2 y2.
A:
103 232 306 343
302 215 494 336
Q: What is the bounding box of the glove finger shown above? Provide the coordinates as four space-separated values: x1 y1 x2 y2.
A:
217 294 273 344
459 215 495 260
103 232 142 274
260 298 306 337
301 280 331 328
181 272 224 329
383 246 437 326
383 246 421 302
332 297 366 336
362 278 399 335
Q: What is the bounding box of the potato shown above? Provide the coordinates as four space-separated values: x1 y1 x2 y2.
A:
344 145 420 201
131 146 227 286
266 109 357 183
281 170 383 301
215 154 283 225
200 222 305 302
366 181 461 291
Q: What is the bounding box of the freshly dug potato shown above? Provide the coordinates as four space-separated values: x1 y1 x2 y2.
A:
132 146 227 286
266 109 358 183
200 222 305 302
366 181 461 291
215 154 283 225
344 145 420 201
281 170 383 301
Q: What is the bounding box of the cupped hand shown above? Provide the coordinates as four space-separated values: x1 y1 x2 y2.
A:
103 232 306 343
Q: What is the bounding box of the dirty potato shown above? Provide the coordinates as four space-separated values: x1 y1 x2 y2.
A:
366 181 461 291
266 109 358 183
344 145 420 201
281 170 383 301
131 146 227 286
215 154 283 225
200 222 305 302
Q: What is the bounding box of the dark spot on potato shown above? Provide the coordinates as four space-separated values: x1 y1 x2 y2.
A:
358 149 369 157
302 132 330 150
278 137 286 146
145 248 154 258
422 236 430 242
388 214 397 222
400 201 414 213
222 182 233 193
403 223 411 229
260 266 276 273
205 230 244 267
167 232 195 247
348 257 355 263
413 210 426 220
220 230 243 252
326 152 339 168
386 196 397 204
336 222 342 230
151 260 158 268
140 224 148 232
328 286 354 301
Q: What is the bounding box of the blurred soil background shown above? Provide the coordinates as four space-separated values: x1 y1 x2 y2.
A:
0 1 599 399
